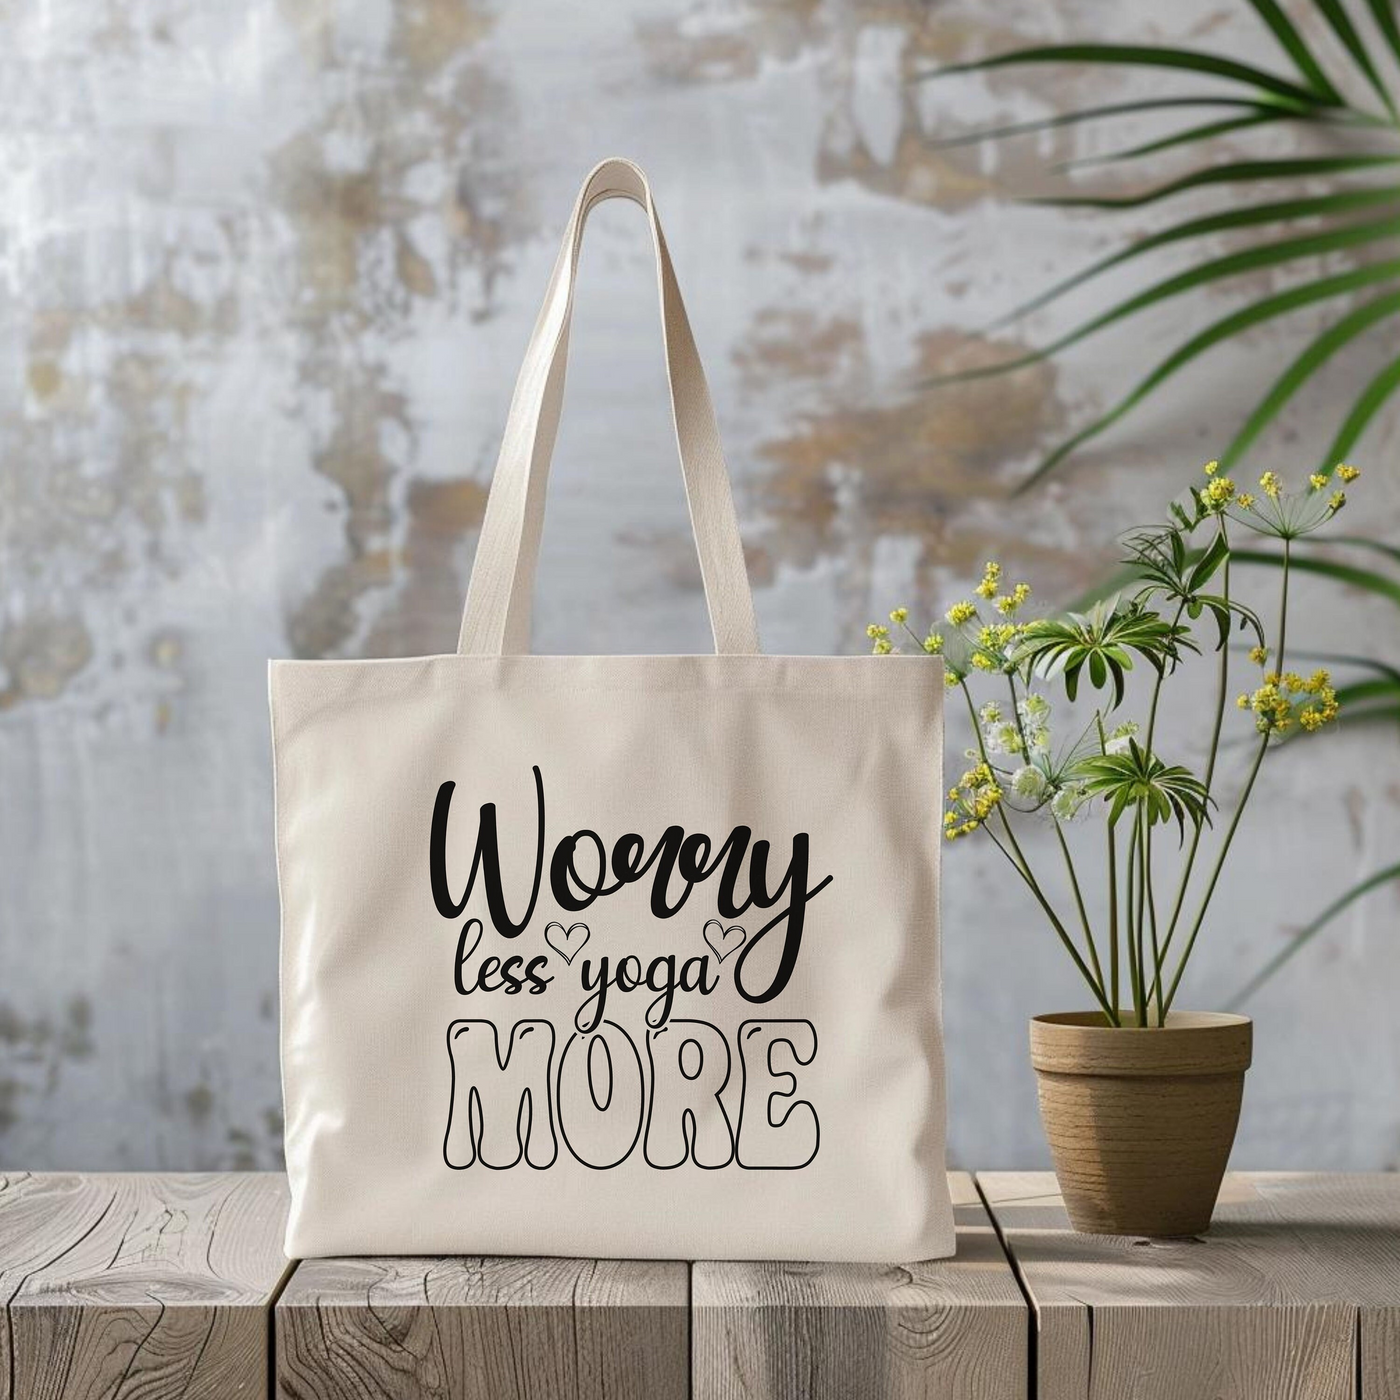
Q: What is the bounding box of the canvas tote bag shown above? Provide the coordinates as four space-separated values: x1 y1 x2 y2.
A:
273 158 954 1262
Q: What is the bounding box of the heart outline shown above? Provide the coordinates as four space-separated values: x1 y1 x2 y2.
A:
703 919 747 963
544 920 591 966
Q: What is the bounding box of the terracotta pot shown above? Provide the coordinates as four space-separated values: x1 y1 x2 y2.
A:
1030 1010 1252 1237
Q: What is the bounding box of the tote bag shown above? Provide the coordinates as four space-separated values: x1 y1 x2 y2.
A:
273 158 953 1262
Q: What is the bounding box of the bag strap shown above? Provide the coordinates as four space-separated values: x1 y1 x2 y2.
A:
457 158 760 657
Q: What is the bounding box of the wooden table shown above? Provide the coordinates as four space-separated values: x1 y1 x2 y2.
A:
1 1170 1396 1399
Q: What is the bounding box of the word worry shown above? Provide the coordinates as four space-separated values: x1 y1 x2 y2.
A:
430 767 832 1002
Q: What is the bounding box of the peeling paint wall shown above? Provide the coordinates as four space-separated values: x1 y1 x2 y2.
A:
3 0 1398 1171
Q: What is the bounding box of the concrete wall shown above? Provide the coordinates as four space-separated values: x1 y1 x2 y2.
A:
3 0 1398 1172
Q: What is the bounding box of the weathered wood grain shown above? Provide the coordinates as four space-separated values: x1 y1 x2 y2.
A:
691 1172 1027 1400
1 1171 291 1400
275 1255 688 1400
979 1170 1400 1400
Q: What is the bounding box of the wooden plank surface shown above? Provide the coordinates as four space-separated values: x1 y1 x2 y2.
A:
691 1172 1027 1400
979 1170 1400 1400
275 1255 688 1400
1 1171 291 1400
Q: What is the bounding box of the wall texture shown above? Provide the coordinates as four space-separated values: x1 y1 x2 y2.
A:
3 0 1398 1172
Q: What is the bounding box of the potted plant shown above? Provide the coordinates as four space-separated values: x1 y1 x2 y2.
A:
870 461 1360 1236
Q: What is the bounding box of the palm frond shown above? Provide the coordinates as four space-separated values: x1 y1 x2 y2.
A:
1058 110 1299 170
1228 860 1400 1004
989 188 1400 330
1313 0 1398 115
1014 261 1400 491
1247 0 1346 99
924 43 1338 107
1027 155 1400 210
929 227 1400 390
922 97 1286 151
1364 0 1400 70
925 0 1400 481
1319 348 1400 468
1219 290 1400 468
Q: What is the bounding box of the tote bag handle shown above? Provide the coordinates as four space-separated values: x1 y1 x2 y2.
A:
457 158 760 657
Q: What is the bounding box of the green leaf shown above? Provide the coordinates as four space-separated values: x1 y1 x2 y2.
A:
1059 111 1296 170
1318 535 1400 567
922 96 1285 151
1336 676 1400 706
1028 154 1400 210
1187 531 1231 590
1364 0 1400 71
1246 0 1345 101
926 43 1336 107
1317 348 1400 468
1232 548 1400 606
1219 290 1400 469
1285 650 1400 685
989 188 1400 330
929 224 1400 389
1312 0 1397 116
1229 860 1400 1006
1013 260 1400 489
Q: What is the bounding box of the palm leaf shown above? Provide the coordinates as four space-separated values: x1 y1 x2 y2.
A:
930 226 1400 389
1012 260 1400 488
1321 534 1400 566
1028 154 1400 210
1231 548 1400 606
1364 0 1400 70
1060 110 1298 170
989 188 1400 329
1247 0 1346 99
926 43 1337 107
923 96 1290 151
1312 0 1398 115
1228 860 1400 1005
1218 289 1400 469
1287 650 1400 682
1318 348 1400 466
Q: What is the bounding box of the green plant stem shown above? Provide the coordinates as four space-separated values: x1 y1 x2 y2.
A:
1134 805 1149 1024
959 681 1117 1021
1142 813 1163 1025
1106 819 1121 1012
1004 672 1109 997
1055 817 1106 994
982 823 1119 1022
1144 599 1187 757
1161 517 1232 955
1124 805 1143 1025
1163 535 1291 1013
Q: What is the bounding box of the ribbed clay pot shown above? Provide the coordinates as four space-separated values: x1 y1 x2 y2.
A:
1030 1011 1252 1237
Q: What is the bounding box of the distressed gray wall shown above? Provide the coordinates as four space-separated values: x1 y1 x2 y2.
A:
2 0 1398 1172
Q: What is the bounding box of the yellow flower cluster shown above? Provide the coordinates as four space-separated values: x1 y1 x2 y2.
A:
1259 471 1282 499
996 582 1032 616
1337 463 1360 482
966 562 1033 619
944 763 1003 840
1237 668 1340 735
974 562 1002 600
978 623 1019 650
1201 461 1236 510
866 622 894 655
